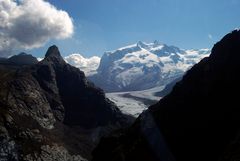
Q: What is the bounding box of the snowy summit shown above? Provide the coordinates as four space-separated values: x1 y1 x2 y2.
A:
89 41 210 92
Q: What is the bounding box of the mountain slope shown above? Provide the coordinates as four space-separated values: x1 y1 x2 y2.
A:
89 41 209 92
0 45 133 160
92 30 240 161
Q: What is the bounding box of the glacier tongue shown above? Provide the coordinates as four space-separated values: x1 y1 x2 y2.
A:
106 86 165 117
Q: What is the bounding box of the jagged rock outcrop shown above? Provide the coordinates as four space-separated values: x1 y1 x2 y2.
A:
92 30 240 161
0 45 133 160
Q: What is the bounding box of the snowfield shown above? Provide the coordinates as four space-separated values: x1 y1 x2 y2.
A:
89 41 210 92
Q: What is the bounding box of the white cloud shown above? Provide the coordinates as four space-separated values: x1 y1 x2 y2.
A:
36 53 100 76
37 57 43 61
0 0 74 57
64 53 100 76
208 34 213 40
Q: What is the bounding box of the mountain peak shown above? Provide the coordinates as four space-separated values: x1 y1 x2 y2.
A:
18 52 28 56
210 29 240 61
7 52 38 65
137 41 147 47
44 45 65 64
45 45 61 58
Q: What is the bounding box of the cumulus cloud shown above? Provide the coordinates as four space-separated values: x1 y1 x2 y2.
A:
0 0 74 57
65 53 101 76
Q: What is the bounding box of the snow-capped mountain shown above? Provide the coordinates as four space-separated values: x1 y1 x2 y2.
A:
64 53 100 76
89 41 210 92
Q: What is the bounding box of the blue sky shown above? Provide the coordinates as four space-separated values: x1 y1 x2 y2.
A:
29 0 240 57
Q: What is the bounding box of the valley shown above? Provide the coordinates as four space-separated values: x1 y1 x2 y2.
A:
106 86 164 117
0 1 239 160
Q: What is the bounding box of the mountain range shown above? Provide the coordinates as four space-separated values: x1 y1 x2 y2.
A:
92 30 240 161
1 30 239 161
89 41 210 92
34 41 209 93
0 41 210 117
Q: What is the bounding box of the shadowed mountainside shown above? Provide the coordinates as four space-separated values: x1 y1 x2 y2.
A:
0 46 133 160
0 52 38 66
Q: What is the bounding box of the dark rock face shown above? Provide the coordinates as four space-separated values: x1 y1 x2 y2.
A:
92 30 240 161
0 45 133 160
38 45 128 128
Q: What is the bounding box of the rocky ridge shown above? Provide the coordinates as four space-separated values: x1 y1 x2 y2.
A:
0 45 133 160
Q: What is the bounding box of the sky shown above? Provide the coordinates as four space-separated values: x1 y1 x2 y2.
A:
1 0 240 58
